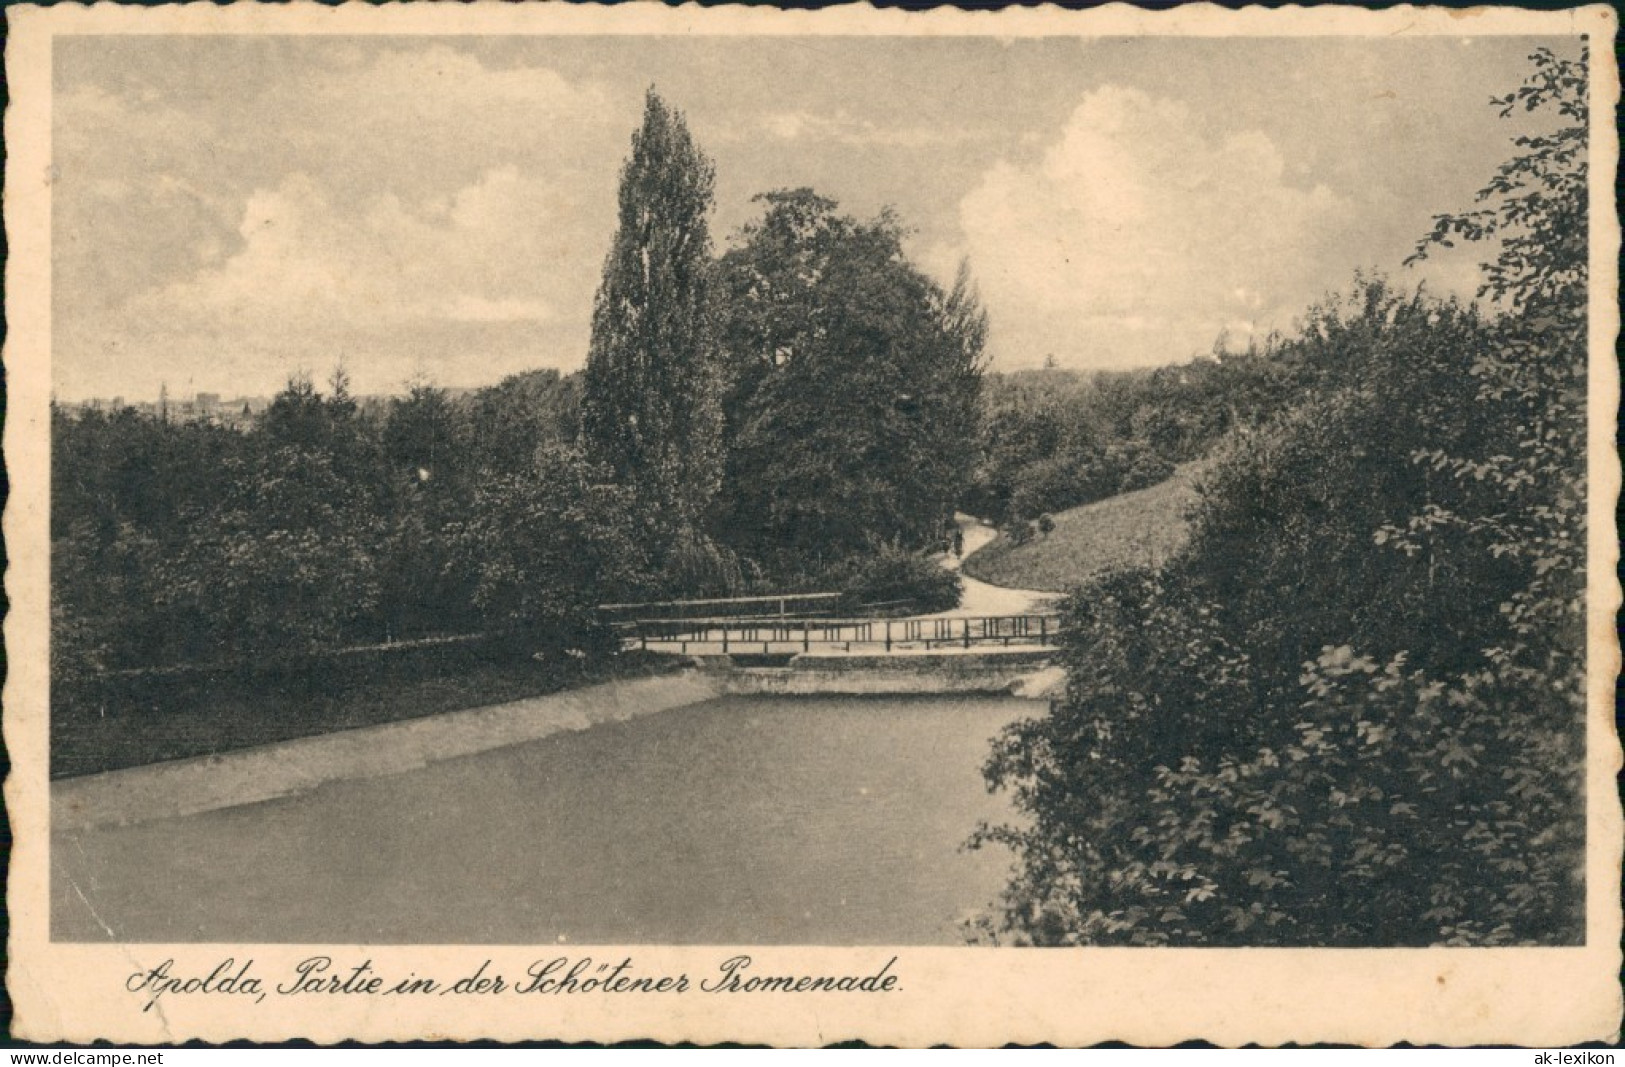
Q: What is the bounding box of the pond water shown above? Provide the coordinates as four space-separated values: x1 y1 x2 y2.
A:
52 694 1035 944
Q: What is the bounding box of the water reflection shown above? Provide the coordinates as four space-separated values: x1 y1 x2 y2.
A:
54 694 1033 944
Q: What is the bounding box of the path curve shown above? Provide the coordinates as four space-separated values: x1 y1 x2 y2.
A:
926 513 1062 618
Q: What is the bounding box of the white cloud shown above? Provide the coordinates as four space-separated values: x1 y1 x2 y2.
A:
957 85 1360 369
133 168 581 328
53 45 620 314
63 165 599 398
760 109 981 148
51 43 652 400
295 45 609 171
445 295 553 323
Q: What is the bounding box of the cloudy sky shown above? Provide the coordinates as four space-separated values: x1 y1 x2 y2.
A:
52 33 1577 401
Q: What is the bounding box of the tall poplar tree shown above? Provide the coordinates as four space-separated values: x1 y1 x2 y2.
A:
580 89 723 526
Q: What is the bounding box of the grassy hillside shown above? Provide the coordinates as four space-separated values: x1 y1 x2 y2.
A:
962 462 1207 593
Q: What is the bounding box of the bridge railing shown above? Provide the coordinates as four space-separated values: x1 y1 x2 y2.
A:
599 592 843 625
624 613 1062 654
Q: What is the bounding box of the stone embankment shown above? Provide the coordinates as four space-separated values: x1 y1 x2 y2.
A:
52 653 1065 832
705 647 1064 698
53 671 725 832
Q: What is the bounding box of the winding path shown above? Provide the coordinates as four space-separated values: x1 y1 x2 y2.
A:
927 513 1061 618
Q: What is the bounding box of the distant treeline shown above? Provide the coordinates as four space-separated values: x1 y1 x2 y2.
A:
51 368 630 682
967 346 1301 529
51 327 968 689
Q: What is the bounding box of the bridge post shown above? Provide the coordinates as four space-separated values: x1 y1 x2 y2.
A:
804 621 810 653
1040 615 1047 644
963 618 971 649
885 620 892 652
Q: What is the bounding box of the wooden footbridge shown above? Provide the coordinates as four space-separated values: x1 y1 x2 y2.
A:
601 594 1061 658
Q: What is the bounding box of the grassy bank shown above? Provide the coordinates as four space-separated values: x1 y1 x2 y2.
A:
962 462 1207 593
51 646 681 780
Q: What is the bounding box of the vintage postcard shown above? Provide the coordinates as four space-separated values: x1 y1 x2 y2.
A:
5 1 1620 1047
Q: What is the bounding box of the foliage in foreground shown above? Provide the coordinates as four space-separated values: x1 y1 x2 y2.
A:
976 48 1589 946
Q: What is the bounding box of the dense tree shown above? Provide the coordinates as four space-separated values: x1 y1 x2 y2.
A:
978 48 1589 947
711 189 986 571
50 403 247 674
156 442 386 661
384 382 468 488
454 446 654 656
468 369 580 474
50 342 676 692
579 89 724 527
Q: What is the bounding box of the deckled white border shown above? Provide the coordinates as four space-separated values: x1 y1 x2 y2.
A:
5 2 1620 1047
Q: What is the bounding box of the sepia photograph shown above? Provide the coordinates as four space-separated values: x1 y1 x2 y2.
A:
5 1 1619 1047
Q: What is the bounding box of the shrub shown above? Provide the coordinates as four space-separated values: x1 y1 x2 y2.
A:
662 526 746 599
833 541 961 614
1116 443 1176 493
456 446 656 656
157 445 385 660
1008 451 1107 521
